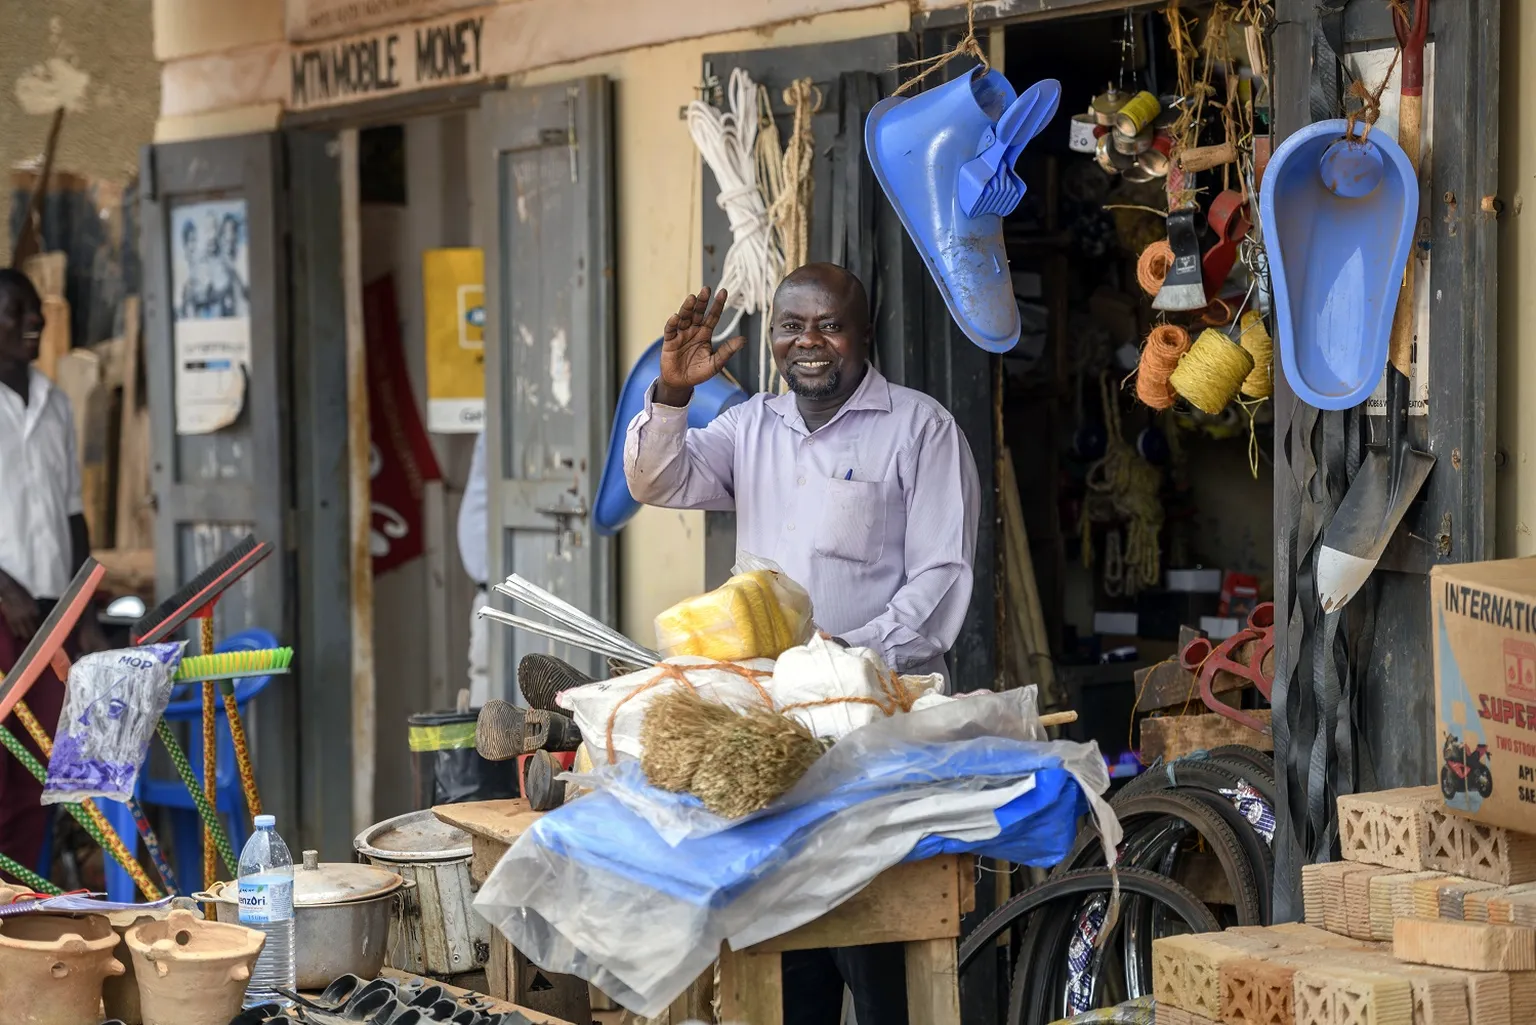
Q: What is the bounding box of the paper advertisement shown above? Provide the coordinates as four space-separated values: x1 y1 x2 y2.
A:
423 247 485 433
170 198 251 435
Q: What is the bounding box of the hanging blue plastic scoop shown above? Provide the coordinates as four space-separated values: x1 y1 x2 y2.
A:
1257 120 1419 410
866 67 1061 353
592 338 747 536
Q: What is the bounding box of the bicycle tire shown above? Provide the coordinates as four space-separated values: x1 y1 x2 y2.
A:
1177 787 1275 924
955 867 1219 1025
1205 744 1276 777
1063 790 1265 927
1124 754 1278 811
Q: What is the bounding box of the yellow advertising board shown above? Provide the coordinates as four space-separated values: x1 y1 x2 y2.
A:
423 247 485 432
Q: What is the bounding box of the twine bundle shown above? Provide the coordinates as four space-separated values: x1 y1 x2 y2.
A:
1136 240 1175 296
1169 328 1254 415
1237 309 1273 398
1135 324 1191 410
640 688 823 818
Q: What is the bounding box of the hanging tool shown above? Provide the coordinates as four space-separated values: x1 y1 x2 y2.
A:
1315 0 1434 612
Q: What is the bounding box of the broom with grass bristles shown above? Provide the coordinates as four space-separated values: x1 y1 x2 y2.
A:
640 689 826 818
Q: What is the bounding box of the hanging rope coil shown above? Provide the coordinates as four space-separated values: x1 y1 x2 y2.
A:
687 68 783 392
773 78 821 276
1170 328 1254 415
1136 240 1175 296
1238 310 1273 399
1081 374 1164 596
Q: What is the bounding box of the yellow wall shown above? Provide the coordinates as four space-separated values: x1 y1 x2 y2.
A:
1499 0 1535 557
0 0 159 266
518 2 911 639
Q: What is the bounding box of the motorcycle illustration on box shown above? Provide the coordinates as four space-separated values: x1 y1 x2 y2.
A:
1441 731 1493 801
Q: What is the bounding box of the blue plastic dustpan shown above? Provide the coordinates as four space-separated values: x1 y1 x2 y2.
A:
866 66 1061 353
1258 120 1419 410
593 338 747 536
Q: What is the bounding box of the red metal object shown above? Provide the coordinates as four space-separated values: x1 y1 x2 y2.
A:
1178 602 1275 734
1201 190 1252 298
1393 0 1429 98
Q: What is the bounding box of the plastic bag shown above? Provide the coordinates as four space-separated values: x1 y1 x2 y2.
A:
653 554 812 661
42 643 185 805
770 635 942 738
477 686 1121 1016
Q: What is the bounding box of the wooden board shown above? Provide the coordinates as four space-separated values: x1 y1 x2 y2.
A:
434 799 545 848
115 296 153 551
1140 710 1274 763
747 854 967 954
718 945 784 1025
377 967 575 1025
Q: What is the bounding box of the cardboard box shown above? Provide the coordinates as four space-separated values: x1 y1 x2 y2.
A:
1432 557 1536 831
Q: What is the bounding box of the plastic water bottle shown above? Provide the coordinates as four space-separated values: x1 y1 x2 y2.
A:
238 814 296 1006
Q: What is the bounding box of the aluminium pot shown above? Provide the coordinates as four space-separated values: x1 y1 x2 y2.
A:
354 809 489 976
197 851 408 990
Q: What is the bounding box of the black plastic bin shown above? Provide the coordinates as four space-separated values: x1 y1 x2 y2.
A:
407 709 519 808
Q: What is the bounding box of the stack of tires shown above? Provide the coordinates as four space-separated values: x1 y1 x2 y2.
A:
959 746 1279 1025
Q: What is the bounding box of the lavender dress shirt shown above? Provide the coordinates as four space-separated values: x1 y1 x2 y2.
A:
623 363 980 686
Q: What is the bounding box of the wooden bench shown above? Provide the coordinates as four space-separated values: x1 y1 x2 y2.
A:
435 798 974 1024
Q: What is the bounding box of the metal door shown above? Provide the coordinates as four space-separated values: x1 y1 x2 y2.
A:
478 79 617 695
141 134 299 836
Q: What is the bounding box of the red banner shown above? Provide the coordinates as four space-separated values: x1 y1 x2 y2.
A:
364 275 443 576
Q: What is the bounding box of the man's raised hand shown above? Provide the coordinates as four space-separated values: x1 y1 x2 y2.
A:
655 287 745 407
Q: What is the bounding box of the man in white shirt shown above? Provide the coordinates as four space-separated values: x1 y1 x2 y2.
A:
457 430 489 705
0 269 106 879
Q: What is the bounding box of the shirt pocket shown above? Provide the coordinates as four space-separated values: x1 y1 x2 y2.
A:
814 478 887 564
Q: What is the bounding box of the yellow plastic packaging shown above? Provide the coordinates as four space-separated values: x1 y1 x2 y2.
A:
654 555 813 661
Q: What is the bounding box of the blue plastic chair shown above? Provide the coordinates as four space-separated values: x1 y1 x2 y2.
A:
101 628 280 900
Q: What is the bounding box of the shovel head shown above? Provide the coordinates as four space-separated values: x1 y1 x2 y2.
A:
1317 438 1435 612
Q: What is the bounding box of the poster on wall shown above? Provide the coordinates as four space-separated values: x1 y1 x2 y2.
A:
423 247 485 432
170 198 251 435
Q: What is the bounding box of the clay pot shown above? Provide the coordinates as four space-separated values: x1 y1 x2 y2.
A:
125 909 266 1025
103 906 202 1025
0 912 125 1025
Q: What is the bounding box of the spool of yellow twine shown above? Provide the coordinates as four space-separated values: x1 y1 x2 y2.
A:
1237 310 1273 399
1169 328 1255 415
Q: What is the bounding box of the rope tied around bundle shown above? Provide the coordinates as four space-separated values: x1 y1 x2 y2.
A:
892 0 989 96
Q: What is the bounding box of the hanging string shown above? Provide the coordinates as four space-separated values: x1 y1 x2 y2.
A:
1081 373 1164 595
1169 327 1254 415
773 79 821 276
1136 324 1191 410
687 68 784 393
892 0 989 96
1136 240 1176 296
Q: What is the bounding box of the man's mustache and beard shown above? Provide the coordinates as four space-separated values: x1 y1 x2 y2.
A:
783 351 842 399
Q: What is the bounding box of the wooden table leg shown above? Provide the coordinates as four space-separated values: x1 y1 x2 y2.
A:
719 944 784 1025
905 937 961 1025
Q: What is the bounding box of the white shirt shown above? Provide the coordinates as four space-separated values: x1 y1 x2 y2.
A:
458 430 488 587
0 369 81 599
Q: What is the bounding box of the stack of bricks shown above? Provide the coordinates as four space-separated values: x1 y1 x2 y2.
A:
1150 787 1536 1025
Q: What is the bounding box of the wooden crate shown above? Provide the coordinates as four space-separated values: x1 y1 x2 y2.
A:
1140 710 1273 764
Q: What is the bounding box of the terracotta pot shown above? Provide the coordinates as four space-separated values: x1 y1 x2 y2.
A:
125 909 266 1025
103 906 200 1025
0 912 125 1025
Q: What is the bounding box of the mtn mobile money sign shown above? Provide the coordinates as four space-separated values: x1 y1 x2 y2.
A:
290 13 485 110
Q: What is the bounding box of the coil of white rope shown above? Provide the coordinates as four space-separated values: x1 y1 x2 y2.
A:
686 67 783 393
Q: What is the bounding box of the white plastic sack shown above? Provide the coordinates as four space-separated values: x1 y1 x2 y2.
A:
476 686 1121 1016
771 635 942 738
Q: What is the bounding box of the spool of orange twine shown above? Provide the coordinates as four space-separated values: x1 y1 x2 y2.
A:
1169 328 1255 415
1135 324 1191 410
1136 240 1175 297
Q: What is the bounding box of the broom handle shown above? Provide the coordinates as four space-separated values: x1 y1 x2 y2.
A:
156 717 237 876
220 683 262 818
200 618 217 892
1040 711 1078 728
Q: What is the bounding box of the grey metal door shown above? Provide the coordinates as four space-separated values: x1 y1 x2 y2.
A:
141 134 299 838
478 79 617 695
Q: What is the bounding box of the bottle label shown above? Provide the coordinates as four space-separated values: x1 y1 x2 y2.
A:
238 877 294 924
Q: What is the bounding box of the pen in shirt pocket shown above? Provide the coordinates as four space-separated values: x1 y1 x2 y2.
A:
844 469 853 480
